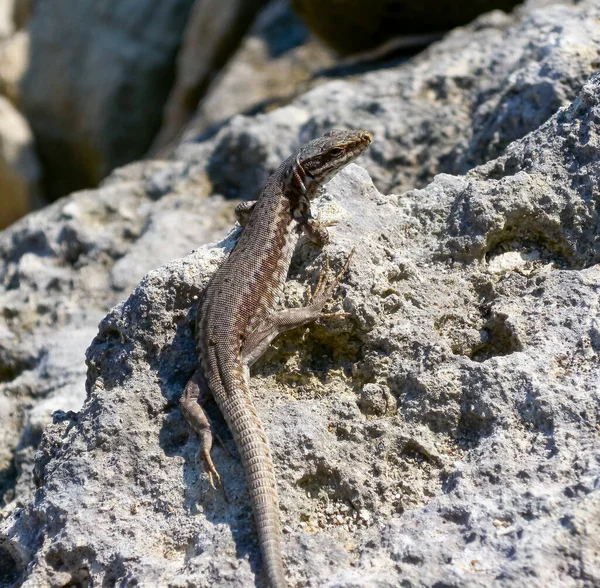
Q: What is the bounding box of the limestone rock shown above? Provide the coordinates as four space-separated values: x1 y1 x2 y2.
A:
2 70 599 586
0 0 597 520
151 0 269 151
181 0 335 143
20 0 196 199
0 29 29 106
0 95 40 229
178 0 600 196
0 160 234 511
0 1 599 585
0 0 14 40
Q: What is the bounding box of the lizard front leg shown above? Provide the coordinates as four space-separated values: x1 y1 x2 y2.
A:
179 369 221 489
297 208 339 247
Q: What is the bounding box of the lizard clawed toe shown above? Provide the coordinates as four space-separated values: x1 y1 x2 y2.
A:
319 311 350 320
309 255 330 301
310 250 355 309
201 450 222 490
305 283 313 304
213 431 233 458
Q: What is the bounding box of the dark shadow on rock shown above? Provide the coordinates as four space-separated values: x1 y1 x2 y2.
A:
0 541 22 587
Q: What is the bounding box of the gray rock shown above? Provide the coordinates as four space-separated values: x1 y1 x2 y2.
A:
181 0 335 143
2 66 599 586
0 95 41 229
1 1 600 585
20 0 196 199
151 0 270 151
0 29 29 106
177 0 600 198
290 0 522 55
0 162 234 512
0 0 15 40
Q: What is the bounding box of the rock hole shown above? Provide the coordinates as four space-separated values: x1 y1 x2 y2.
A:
456 410 493 447
470 312 522 362
0 458 17 508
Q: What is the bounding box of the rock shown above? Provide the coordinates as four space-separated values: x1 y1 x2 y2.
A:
0 2 598 516
0 0 596 517
291 0 523 55
359 383 396 416
1 0 600 584
0 95 41 229
150 0 269 151
20 0 196 199
0 29 29 105
178 0 600 196
2 69 599 585
12 0 32 30
0 160 234 510
0 0 15 40
181 0 335 143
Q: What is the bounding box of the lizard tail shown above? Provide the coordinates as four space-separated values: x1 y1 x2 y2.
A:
221 386 286 588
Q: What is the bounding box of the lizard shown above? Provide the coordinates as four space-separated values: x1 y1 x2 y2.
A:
180 129 373 587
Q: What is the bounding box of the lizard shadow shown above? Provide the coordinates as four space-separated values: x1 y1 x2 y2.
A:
155 305 265 585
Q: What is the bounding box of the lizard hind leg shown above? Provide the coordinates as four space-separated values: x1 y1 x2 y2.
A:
180 369 222 490
242 250 354 366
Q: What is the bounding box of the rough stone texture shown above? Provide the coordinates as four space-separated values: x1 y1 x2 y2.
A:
0 95 41 229
291 0 523 55
0 161 234 512
0 1 599 585
181 0 335 143
2 69 599 586
151 0 269 152
20 0 196 199
177 0 600 198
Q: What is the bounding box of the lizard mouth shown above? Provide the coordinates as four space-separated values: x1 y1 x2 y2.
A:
358 130 373 144
347 130 373 159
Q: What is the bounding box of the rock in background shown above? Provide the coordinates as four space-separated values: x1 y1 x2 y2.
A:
19 0 196 200
150 0 270 151
2 68 599 587
0 0 599 585
291 0 524 54
175 0 335 145
0 96 40 229
0 0 39 230
175 0 600 200
0 159 234 512
0 0 14 40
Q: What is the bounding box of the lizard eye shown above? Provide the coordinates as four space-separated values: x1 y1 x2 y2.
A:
329 147 344 157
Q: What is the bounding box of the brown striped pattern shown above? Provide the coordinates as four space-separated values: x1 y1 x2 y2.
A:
191 130 372 587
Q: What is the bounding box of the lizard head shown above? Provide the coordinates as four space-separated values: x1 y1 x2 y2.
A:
297 129 373 189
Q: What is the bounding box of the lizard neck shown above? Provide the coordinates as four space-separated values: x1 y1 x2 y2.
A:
287 156 318 222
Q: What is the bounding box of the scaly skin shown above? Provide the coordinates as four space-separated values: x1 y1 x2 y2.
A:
180 129 372 587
